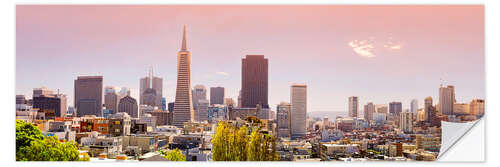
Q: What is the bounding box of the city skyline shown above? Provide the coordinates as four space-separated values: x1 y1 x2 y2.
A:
16 5 485 112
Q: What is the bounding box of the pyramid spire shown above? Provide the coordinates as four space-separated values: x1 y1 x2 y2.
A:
181 24 187 51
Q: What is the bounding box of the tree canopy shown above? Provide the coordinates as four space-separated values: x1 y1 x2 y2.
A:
16 120 87 161
211 121 279 161
17 136 81 161
16 120 43 152
161 149 186 161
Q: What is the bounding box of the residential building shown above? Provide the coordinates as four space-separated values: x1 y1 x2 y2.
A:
108 112 132 137
399 111 413 133
276 102 292 138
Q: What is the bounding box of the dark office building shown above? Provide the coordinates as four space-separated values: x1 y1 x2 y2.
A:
389 102 402 116
241 55 268 108
168 102 175 125
74 76 103 117
33 95 62 119
210 87 225 105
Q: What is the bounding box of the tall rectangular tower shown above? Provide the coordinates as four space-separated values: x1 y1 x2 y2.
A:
439 85 455 115
364 102 375 121
291 84 307 139
74 76 103 117
173 25 194 127
348 96 359 118
241 55 268 108
410 99 418 114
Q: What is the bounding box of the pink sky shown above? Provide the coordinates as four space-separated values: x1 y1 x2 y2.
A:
16 5 484 113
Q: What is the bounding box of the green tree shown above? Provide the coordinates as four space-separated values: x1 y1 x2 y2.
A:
248 130 264 161
211 121 279 161
212 121 229 160
17 136 81 161
16 120 87 161
16 120 43 153
234 125 249 161
164 149 186 161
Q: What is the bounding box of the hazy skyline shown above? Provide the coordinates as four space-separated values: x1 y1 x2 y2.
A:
16 5 484 113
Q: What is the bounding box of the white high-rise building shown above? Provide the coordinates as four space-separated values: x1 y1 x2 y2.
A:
291 84 307 139
173 25 195 127
410 99 418 114
348 96 359 118
399 111 413 133
439 85 455 115
192 85 207 110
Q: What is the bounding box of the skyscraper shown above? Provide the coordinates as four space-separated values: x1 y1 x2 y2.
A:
173 25 194 127
161 97 167 111
140 68 163 108
364 102 375 121
74 76 103 117
291 84 307 139
389 101 402 116
439 85 455 115
424 96 435 123
195 99 209 122
469 99 485 116
104 86 119 113
118 95 138 118
142 88 158 107
410 99 418 114
399 111 413 133
277 102 292 138
241 55 268 108
348 96 358 118
192 85 207 110
210 87 225 105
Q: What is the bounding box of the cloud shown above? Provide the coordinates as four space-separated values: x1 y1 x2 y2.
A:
349 35 404 58
215 71 230 77
348 40 376 58
383 40 402 50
